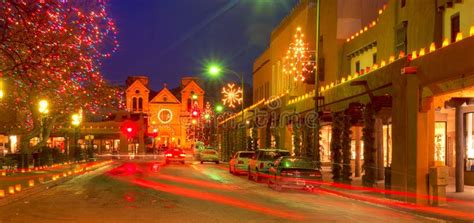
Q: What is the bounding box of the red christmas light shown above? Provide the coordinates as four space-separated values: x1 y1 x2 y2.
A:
0 0 122 134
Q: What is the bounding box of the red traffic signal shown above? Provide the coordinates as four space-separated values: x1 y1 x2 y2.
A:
121 120 139 138
192 109 199 117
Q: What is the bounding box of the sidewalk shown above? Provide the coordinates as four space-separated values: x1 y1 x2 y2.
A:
0 160 113 202
320 168 474 222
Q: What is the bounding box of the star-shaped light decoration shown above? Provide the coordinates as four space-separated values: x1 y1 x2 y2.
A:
221 83 243 108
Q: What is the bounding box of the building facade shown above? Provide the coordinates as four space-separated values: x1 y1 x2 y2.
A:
219 0 474 205
125 76 205 150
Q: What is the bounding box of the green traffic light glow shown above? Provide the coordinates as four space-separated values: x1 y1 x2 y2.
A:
215 105 224 113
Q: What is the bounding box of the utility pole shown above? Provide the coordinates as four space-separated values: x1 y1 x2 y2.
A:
313 0 322 168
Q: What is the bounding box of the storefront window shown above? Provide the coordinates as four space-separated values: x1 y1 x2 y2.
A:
319 126 331 162
350 140 364 160
383 124 392 167
434 122 447 164
9 135 18 153
466 113 474 171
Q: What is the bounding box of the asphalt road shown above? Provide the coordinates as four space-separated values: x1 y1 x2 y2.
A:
0 160 442 223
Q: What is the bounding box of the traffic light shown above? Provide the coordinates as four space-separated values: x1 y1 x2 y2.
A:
121 120 139 139
192 109 199 118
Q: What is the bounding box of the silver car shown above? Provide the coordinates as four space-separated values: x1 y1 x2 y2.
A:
248 149 291 182
229 151 255 175
200 149 219 164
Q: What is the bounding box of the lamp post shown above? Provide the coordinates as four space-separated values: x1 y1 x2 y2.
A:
85 135 94 160
71 113 81 161
313 0 322 168
0 78 5 100
38 99 49 141
207 64 246 161
206 64 245 121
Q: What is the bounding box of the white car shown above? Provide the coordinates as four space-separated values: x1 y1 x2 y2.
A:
229 151 255 175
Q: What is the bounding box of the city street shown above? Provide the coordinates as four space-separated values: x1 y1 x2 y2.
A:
1 0 474 222
0 160 440 223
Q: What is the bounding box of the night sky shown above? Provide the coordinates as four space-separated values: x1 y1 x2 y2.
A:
101 0 299 90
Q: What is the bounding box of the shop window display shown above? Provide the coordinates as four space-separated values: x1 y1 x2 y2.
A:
319 126 332 162
434 122 447 165
383 124 392 167
465 113 474 171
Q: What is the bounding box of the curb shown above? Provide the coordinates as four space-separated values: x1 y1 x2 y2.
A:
320 186 469 223
0 160 113 207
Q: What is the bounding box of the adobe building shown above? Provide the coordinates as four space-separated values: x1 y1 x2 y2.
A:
125 76 205 150
0 76 205 159
219 0 474 205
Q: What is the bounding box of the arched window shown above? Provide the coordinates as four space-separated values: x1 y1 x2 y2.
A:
132 97 138 111
138 97 143 111
187 98 192 111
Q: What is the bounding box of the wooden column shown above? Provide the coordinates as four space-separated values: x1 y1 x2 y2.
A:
376 118 385 180
455 105 464 192
355 127 361 177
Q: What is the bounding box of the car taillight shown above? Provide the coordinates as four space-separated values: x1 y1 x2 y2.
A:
165 153 172 157
309 171 322 177
259 163 264 169
238 160 244 164
281 170 294 176
179 153 186 157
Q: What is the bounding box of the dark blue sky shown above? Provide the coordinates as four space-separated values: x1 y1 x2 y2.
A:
101 0 299 89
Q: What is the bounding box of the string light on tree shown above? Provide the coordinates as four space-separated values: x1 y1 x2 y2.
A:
0 0 122 156
283 27 316 82
221 83 243 109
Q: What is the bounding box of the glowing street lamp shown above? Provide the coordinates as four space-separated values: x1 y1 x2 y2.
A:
71 113 82 160
215 104 224 113
0 79 4 99
205 63 245 111
207 64 222 77
38 99 49 141
71 113 82 127
38 99 49 114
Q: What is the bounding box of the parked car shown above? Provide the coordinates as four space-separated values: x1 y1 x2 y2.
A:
229 151 255 175
267 156 322 192
165 148 186 164
248 149 291 182
200 149 219 164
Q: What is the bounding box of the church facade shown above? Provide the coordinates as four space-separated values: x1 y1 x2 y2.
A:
125 76 205 150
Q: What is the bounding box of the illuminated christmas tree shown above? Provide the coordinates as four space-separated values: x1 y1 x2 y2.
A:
283 27 316 82
0 0 122 160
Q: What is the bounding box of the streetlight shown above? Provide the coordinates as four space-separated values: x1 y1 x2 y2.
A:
206 64 246 162
0 78 4 99
71 113 82 161
215 104 224 113
38 99 49 114
85 135 95 160
38 99 49 141
205 64 245 116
